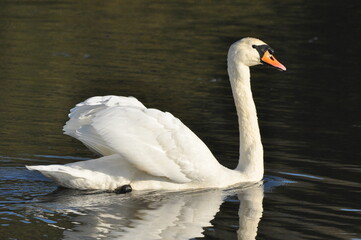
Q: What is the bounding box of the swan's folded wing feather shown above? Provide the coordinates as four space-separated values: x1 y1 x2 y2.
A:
63 95 146 156
63 95 145 138
63 96 220 183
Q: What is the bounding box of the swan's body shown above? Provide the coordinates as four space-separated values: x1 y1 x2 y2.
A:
27 38 286 191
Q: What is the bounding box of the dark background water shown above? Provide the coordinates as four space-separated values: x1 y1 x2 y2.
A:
0 1 360 239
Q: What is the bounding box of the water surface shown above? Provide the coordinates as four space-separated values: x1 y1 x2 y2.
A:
1 0 360 239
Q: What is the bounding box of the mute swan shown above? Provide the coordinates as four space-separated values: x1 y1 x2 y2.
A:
27 37 286 192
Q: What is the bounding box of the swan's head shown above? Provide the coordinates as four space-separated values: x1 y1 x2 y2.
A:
228 37 286 71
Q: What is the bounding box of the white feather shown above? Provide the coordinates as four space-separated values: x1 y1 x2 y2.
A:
67 96 220 183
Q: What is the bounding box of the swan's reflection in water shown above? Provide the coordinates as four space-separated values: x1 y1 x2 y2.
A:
237 184 263 240
40 183 263 240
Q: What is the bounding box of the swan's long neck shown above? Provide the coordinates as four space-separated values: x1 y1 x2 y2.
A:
228 61 264 181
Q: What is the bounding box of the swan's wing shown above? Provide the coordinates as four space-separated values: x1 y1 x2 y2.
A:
63 95 220 183
63 95 146 155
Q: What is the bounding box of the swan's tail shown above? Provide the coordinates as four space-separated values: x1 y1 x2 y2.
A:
26 154 137 190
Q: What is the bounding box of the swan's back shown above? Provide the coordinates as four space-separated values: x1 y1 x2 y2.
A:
60 95 221 186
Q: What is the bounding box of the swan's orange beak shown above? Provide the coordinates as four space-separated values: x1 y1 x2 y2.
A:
261 50 286 71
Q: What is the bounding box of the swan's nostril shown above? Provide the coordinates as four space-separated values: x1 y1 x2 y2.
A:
114 184 132 194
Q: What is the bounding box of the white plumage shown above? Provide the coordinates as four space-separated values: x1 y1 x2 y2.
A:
27 38 286 191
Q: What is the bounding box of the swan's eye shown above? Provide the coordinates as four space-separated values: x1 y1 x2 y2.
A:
252 45 257 49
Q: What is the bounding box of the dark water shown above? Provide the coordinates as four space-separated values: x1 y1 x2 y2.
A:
1 0 360 239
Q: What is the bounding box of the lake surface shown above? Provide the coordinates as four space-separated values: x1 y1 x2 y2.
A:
1 0 360 239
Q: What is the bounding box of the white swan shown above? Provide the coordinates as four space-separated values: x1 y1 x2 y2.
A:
27 37 286 191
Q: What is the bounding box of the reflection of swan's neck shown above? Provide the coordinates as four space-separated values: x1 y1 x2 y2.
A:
237 184 264 240
228 61 263 181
